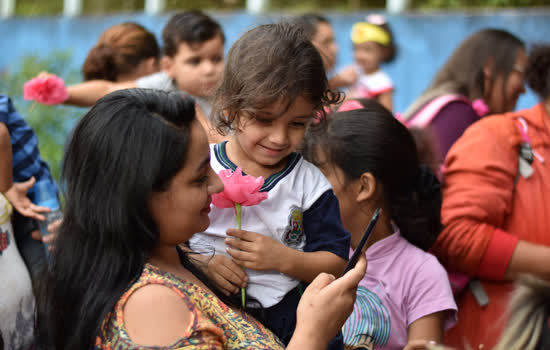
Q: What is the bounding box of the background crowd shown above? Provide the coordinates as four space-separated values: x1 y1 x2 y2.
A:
1 7 550 350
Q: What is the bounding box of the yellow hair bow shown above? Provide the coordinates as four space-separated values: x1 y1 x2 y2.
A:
351 22 390 46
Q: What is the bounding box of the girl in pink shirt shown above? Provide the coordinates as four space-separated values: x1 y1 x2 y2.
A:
303 100 457 350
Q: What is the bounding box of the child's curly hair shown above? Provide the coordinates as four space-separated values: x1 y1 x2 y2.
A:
212 22 343 135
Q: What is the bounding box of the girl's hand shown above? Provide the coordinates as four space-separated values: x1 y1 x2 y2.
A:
206 254 248 295
336 66 358 86
288 255 367 350
225 228 285 271
5 177 50 221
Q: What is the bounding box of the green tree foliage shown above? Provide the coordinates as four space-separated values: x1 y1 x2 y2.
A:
12 0 548 15
0 51 85 183
412 0 548 9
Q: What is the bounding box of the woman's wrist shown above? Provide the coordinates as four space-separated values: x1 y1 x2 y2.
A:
505 240 550 280
287 324 329 350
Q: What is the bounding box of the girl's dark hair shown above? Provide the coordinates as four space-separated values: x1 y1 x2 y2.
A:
525 44 550 100
429 28 525 101
291 13 329 40
213 22 342 134
36 89 233 349
82 22 160 81
162 10 225 57
304 100 442 250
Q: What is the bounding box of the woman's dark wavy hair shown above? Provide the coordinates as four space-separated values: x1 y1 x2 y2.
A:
303 100 442 250
213 22 342 134
36 89 233 349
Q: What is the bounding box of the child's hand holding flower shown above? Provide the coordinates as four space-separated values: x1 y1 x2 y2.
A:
211 167 268 306
225 228 287 271
23 73 68 105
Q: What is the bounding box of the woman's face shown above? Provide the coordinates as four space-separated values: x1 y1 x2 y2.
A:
486 48 527 114
149 121 223 245
311 22 338 72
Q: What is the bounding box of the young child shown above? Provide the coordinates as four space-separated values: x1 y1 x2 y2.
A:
345 15 396 111
302 100 457 350
41 11 226 142
0 95 56 283
188 23 350 349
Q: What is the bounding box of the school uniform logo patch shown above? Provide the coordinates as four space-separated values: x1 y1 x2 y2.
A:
283 206 305 247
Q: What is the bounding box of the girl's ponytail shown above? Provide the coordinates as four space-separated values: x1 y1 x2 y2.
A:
390 165 442 251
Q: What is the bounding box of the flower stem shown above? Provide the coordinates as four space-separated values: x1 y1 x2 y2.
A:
235 203 242 230
234 203 245 307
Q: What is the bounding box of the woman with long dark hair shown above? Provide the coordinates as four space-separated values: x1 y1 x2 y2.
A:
36 88 365 349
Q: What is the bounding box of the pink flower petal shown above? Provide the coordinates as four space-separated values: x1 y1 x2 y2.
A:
211 167 268 209
23 75 68 105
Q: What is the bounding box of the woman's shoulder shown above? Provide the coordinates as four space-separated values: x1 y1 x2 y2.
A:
123 283 194 346
97 264 226 349
459 112 523 147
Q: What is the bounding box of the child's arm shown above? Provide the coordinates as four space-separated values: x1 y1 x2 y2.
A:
376 90 393 112
328 66 358 89
407 312 445 344
225 228 347 281
0 122 13 193
65 80 137 107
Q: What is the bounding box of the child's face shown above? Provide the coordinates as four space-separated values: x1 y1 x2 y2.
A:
163 35 224 98
354 41 383 74
314 148 360 235
149 121 223 245
233 96 314 170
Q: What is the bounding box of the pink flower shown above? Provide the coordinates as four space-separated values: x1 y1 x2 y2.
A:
23 75 68 105
212 167 268 208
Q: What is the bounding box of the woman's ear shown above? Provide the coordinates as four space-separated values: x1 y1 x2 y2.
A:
356 172 376 203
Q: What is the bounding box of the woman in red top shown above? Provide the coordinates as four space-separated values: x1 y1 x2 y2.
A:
433 45 550 349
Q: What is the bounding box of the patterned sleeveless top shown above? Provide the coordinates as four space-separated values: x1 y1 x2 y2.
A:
95 263 284 349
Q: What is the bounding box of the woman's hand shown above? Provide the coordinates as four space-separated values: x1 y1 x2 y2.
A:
288 255 367 350
225 228 286 271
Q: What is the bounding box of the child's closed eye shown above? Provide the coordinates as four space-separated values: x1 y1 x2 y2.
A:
253 117 274 125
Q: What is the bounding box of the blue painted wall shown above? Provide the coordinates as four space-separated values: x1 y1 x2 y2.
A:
1 9 549 112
